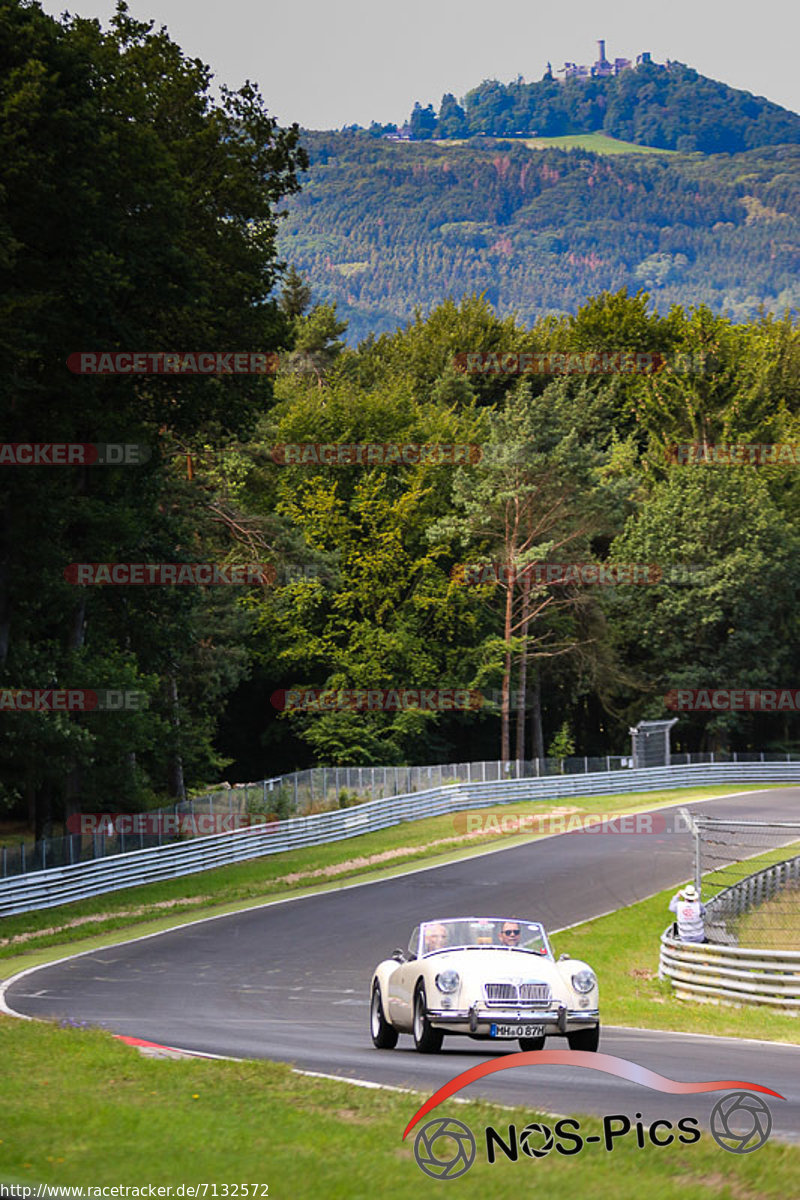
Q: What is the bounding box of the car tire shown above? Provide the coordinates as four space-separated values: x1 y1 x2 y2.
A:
413 984 444 1054
567 1023 600 1052
519 1035 545 1051
370 982 398 1049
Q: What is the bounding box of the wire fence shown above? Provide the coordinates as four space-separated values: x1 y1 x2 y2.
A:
3 749 799 881
692 816 800 949
3 761 800 916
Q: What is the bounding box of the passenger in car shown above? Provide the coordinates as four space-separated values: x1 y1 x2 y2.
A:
423 923 450 951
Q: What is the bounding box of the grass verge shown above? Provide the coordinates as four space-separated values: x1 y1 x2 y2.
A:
1 1014 797 1196
0 786 752 966
735 879 800 950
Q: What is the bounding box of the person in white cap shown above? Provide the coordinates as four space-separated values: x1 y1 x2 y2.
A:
668 883 707 943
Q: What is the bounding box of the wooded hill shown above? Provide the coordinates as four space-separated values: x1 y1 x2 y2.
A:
405 61 800 153
279 61 800 345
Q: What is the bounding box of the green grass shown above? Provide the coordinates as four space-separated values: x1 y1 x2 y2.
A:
432 132 677 155
701 839 800 898
0 785 753 967
2 783 798 1192
737 887 800 950
520 133 677 155
1 1014 798 1195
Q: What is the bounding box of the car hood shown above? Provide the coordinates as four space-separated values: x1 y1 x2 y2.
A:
422 948 560 981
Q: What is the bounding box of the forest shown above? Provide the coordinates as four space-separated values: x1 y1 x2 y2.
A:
276 135 800 345
3 0 800 841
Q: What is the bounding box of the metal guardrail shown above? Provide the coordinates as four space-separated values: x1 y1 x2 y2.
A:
7 749 798 880
2 761 800 918
1 754 638 880
658 934 800 1011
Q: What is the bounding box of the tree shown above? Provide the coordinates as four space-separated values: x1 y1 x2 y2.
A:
410 102 437 140
279 266 313 319
605 468 800 750
284 302 349 381
0 0 307 832
429 382 613 760
437 94 467 139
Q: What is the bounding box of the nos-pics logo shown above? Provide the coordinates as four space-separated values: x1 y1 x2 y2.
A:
404 1052 782 1179
413 1096 772 1179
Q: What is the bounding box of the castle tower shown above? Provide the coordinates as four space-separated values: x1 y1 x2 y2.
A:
597 39 606 63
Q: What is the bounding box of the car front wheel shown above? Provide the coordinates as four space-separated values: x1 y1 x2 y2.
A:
370 982 398 1049
413 985 444 1053
567 1023 600 1052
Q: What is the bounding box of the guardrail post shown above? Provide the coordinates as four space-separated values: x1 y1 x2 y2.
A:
21 841 25 873
2 846 6 877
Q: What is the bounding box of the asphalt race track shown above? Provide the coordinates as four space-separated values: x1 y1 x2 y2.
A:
5 787 800 1143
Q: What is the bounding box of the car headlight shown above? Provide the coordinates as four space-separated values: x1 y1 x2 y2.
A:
571 969 596 994
435 969 460 994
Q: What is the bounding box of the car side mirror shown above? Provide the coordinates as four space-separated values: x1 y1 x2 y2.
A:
558 953 570 961
392 948 407 962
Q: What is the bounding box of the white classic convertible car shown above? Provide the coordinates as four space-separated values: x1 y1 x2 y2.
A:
370 916 599 1053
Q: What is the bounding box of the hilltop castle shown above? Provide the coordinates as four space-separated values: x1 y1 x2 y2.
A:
553 40 657 82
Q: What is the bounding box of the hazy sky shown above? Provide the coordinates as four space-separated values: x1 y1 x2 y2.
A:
38 0 800 129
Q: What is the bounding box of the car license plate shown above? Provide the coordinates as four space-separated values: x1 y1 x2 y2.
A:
490 1023 545 1038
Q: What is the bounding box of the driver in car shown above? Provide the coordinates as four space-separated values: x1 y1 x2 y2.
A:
498 920 523 946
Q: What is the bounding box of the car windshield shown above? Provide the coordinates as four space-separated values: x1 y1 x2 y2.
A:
418 918 549 956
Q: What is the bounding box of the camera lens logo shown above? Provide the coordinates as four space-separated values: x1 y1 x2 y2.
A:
519 1122 555 1158
710 1092 772 1154
413 1117 476 1179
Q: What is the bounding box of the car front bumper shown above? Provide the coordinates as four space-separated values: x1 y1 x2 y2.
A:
426 1004 599 1036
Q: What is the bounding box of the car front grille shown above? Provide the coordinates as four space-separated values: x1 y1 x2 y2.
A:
484 982 552 1008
